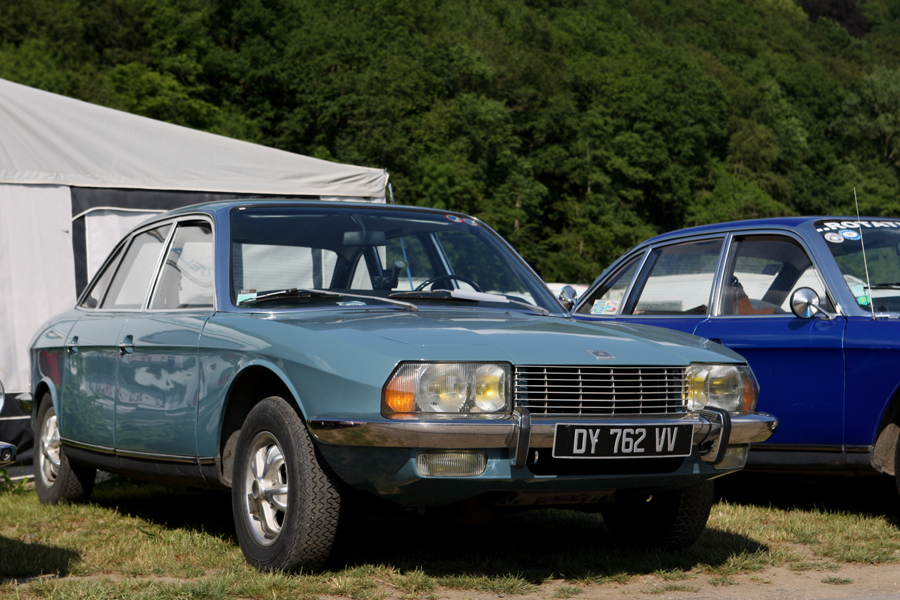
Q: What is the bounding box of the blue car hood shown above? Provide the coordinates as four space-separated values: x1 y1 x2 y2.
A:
248 309 744 367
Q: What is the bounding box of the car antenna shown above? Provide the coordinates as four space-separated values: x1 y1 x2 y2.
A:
854 187 877 320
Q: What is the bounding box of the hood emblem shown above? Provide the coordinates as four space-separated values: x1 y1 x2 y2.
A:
588 350 614 360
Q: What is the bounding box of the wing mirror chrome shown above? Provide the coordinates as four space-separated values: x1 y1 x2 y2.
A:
557 285 578 311
790 287 836 320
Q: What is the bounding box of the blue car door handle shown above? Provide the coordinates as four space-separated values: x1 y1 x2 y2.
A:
118 335 134 356
66 336 79 354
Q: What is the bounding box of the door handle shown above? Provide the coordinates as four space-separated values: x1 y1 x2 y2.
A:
118 334 134 356
66 336 79 354
708 338 722 344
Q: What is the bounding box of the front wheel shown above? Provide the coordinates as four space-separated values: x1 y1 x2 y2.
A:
600 480 714 549
231 396 342 572
34 396 96 504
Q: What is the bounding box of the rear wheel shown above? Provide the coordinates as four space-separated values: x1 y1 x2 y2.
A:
231 396 342 571
34 395 96 504
600 480 714 549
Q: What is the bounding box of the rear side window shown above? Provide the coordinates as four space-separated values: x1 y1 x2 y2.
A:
102 225 171 309
630 239 723 315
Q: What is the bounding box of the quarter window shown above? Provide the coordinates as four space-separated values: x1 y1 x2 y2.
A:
577 255 642 315
630 239 723 315
79 243 126 309
102 225 172 309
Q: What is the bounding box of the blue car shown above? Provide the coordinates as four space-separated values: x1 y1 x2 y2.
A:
18 200 776 571
572 216 900 491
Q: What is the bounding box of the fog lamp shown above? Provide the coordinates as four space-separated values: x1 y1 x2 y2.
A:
712 445 750 470
416 451 487 477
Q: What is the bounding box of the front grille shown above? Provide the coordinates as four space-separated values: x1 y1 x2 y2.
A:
514 365 687 416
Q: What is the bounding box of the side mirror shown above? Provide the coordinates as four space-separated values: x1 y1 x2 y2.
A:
790 287 835 320
557 285 577 311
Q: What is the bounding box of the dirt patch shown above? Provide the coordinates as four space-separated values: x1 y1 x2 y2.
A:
436 564 900 600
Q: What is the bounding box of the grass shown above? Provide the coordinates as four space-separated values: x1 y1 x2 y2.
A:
0 472 899 599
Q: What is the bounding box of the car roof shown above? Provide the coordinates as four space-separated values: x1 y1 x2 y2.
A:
636 216 900 247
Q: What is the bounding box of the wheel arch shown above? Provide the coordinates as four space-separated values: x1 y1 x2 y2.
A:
872 383 900 476
217 362 306 487
33 377 59 426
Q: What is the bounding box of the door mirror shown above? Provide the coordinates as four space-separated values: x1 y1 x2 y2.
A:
557 285 578 311
790 287 833 319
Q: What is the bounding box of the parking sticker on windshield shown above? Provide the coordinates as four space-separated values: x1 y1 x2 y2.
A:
446 215 463 223
463 218 479 226
591 299 618 315
840 229 861 240
236 289 257 303
824 232 844 243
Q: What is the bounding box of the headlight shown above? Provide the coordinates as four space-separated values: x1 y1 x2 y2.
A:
383 362 511 418
685 363 758 413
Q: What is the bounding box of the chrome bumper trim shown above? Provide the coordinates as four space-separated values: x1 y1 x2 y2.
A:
308 411 779 464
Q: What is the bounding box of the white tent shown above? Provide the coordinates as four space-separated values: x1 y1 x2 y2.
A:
0 77 389 398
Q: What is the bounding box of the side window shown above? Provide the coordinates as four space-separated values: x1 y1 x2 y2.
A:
151 224 214 310
576 255 642 315
80 243 126 309
630 239 723 315
102 225 172 309
720 235 833 316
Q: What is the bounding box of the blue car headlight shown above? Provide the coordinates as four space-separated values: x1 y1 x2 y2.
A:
383 362 511 419
685 363 759 413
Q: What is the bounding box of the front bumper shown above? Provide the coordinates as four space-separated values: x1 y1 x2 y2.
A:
0 441 15 467
308 409 778 505
309 409 777 464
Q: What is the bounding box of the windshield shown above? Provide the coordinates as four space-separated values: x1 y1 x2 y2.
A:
230 205 560 313
817 219 900 315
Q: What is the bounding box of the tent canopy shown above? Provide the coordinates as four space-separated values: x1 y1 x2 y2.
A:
0 77 388 199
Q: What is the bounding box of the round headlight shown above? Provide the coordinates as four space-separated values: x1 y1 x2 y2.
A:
417 364 469 413
474 364 507 412
686 363 758 413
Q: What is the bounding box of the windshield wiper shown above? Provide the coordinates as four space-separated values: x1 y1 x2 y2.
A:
867 283 900 290
390 288 549 316
239 288 417 311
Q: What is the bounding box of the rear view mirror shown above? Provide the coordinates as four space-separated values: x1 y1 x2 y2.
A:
790 287 836 320
557 285 577 311
343 231 386 246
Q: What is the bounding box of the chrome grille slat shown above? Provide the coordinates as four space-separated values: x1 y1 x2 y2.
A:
514 365 686 417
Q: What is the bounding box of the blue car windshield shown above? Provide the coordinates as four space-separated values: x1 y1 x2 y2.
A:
817 219 900 315
230 205 560 313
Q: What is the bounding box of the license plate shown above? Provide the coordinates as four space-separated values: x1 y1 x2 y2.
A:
552 424 694 459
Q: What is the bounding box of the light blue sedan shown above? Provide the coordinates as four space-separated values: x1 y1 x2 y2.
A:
19 200 777 571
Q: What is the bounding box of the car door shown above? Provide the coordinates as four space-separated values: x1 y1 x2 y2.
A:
577 237 725 336
60 229 166 450
115 221 214 458
693 233 845 448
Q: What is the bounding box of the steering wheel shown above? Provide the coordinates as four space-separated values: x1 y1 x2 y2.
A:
414 275 483 292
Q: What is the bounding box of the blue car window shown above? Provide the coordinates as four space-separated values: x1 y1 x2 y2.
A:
151 224 214 310
576 255 641 316
630 239 723 316
102 225 172 310
720 235 832 316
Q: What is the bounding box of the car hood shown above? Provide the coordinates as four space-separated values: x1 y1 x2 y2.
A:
242 309 744 366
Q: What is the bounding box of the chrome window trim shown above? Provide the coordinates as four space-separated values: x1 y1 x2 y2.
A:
96 221 174 311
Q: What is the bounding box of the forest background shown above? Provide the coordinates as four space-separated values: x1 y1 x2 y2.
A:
2 0 900 284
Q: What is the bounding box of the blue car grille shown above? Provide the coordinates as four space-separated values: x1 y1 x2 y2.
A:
514 366 687 416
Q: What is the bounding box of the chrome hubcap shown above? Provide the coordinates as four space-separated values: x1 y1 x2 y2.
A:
40 409 61 487
243 432 289 546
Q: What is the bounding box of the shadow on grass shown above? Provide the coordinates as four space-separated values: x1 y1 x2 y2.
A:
84 476 768 581
716 471 900 518
330 508 766 581
88 475 236 541
0 535 81 580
